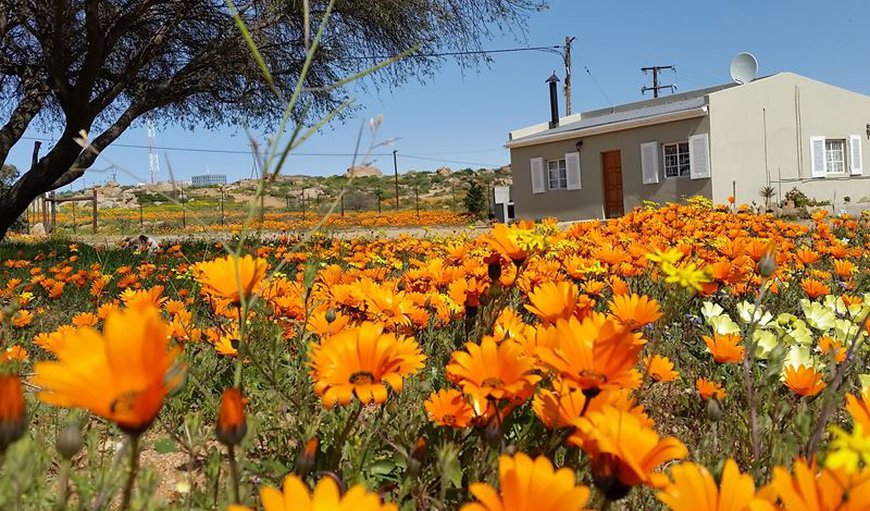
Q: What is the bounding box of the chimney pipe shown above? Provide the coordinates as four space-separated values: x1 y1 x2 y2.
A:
546 72 560 129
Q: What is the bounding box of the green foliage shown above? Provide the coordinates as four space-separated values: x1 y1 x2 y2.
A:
463 181 488 217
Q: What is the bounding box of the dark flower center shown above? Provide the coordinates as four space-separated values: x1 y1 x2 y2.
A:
349 371 376 385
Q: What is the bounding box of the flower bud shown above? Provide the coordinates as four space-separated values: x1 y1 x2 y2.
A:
705 397 723 422
325 308 337 324
0 374 26 454
407 437 427 477
216 388 247 447
758 250 777 278
296 436 319 477
56 423 84 460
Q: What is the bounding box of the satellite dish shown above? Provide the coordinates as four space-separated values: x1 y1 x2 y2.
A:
730 52 758 85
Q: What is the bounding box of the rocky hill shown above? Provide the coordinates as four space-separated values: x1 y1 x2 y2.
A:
59 165 512 212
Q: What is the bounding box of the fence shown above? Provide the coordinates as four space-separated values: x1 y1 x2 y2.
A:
28 189 99 235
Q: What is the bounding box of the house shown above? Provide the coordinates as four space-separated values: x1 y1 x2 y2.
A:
505 72 870 221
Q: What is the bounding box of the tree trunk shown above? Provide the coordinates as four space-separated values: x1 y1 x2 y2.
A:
0 126 85 239
0 104 142 240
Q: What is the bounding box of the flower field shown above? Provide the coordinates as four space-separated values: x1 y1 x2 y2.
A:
44 206 469 236
3 197 870 510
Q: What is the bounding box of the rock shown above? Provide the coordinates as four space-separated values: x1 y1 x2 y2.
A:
345 165 383 178
30 222 46 236
436 166 452 177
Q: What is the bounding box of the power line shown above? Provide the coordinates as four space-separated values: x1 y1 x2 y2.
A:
337 44 563 61
17 136 503 168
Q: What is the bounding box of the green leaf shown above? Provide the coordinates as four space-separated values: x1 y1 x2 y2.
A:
154 437 176 454
368 459 397 476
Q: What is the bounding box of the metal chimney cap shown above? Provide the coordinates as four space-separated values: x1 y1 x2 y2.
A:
545 72 560 83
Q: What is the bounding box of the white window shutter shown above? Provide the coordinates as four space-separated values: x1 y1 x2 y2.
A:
689 133 711 179
530 157 545 194
849 135 863 175
565 152 582 190
640 142 660 184
810 136 826 177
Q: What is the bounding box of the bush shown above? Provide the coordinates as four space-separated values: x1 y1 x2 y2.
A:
463 181 487 217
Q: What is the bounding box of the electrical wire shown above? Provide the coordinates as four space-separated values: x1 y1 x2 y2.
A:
17 136 503 169
337 45 563 61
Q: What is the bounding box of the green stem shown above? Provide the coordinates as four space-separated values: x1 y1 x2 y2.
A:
56 461 70 510
227 445 241 505
119 434 141 511
332 403 362 468
233 302 247 388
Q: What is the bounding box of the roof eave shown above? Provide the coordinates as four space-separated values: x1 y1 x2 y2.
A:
504 107 709 149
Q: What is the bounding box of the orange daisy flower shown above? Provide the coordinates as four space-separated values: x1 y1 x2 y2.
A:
570 406 688 499
33 305 183 434
643 355 679 383
703 334 745 364
446 337 540 403
536 316 642 394
234 474 397 511
766 459 870 511
424 389 474 428
460 452 591 511
657 459 765 511
801 278 830 299
309 322 425 408
525 281 579 324
609 294 663 329
486 223 529 263
194 254 268 305
11 310 32 328
783 364 826 397
696 378 726 401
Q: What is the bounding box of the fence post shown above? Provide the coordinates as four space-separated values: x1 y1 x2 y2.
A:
220 188 225 225
42 194 48 227
92 188 98 234
139 203 144 228
340 192 345 217
180 184 187 229
415 185 420 218
301 191 306 221
72 201 77 234
49 192 57 233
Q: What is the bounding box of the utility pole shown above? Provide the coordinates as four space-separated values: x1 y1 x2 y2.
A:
392 149 400 210
641 65 676 98
564 36 576 115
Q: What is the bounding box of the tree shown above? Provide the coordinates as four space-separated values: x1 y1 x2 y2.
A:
464 181 487 218
0 0 543 239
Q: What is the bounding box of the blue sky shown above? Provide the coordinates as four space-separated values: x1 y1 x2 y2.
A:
6 0 869 188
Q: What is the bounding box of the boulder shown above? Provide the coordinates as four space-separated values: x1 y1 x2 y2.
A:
30 222 46 236
345 165 383 178
436 166 452 177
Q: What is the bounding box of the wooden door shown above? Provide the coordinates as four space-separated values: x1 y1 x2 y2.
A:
601 150 624 218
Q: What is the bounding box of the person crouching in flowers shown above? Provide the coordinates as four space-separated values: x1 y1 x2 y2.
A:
33 305 183 510
309 322 425 408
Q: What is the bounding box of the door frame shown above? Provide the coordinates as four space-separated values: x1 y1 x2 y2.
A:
600 150 624 219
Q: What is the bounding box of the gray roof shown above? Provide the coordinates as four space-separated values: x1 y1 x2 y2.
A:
510 81 743 144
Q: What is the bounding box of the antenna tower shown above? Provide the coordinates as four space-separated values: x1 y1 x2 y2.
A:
147 119 160 184
641 65 676 98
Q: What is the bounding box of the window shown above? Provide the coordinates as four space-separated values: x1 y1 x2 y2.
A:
548 159 567 189
663 141 691 178
825 139 846 174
